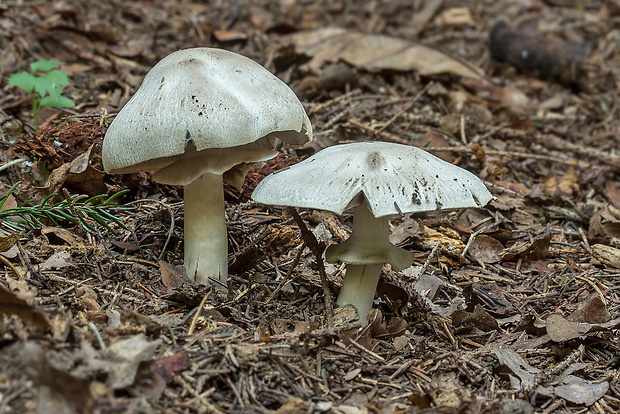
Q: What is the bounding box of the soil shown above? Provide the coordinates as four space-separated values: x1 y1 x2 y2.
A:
1 1 619 413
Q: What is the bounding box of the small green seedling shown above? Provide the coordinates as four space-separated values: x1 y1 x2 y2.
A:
8 59 75 133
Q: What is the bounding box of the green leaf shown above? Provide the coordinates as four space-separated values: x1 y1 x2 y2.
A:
8 72 37 94
40 95 75 108
30 59 62 73
32 70 70 97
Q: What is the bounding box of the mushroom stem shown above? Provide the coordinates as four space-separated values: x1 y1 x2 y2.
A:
336 263 383 320
184 172 228 286
335 203 390 320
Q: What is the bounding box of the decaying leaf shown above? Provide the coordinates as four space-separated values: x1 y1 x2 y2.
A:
23 342 94 414
463 282 513 316
570 293 611 324
546 313 620 342
494 347 539 389
41 227 84 247
603 181 620 209
495 346 609 406
414 273 465 317
554 375 609 406
501 226 550 261
589 206 620 242
158 260 187 289
0 232 20 253
535 166 581 198
83 333 161 389
36 250 74 271
376 282 409 314
467 234 503 264
452 304 499 333
0 285 49 331
150 350 191 383
39 144 106 196
285 28 486 80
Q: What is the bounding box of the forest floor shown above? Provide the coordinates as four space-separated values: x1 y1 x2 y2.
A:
1 0 620 413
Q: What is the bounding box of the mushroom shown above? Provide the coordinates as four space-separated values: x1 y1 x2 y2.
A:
102 48 312 286
251 141 492 319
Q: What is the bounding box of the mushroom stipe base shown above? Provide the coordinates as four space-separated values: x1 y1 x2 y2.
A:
184 172 228 285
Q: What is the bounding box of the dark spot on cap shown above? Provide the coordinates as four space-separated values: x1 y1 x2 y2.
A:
412 191 421 205
366 152 382 170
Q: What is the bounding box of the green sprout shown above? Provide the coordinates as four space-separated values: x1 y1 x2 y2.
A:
0 183 132 233
8 59 75 133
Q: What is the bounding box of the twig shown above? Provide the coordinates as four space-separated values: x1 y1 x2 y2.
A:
347 337 385 362
309 89 362 115
0 254 22 279
288 208 334 327
424 146 591 168
267 244 305 303
188 291 211 336
175 376 226 414
523 344 585 397
127 199 176 260
88 321 106 349
376 82 433 134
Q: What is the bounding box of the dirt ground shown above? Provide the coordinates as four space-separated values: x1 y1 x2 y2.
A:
1 0 620 413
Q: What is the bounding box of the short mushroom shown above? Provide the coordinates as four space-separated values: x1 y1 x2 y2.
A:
102 48 312 286
251 141 492 319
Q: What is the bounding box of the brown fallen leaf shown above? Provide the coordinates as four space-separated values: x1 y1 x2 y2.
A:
285 28 486 80
467 234 503 264
452 304 499 333
150 350 191 383
0 285 49 332
494 347 609 406
545 313 620 342
42 227 84 247
40 144 106 196
536 166 581 198
501 225 550 261
588 206 620 242
23 342 94 414
569 293 610 324
158 260 187 289
603 181 620 209
83 334 161 389
554 375 609 406
0 232 20 253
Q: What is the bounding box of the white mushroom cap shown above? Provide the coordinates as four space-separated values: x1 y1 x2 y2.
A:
251 141 492 216
102 47 312 185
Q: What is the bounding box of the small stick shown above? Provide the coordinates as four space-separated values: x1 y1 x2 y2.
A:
348 337 385 362
88 321 106 349
424 146 590 169
288 208 334 327
376 82 433 134
523 344 584 397
187 291 211 335
309 89 362 115
266 244 305 303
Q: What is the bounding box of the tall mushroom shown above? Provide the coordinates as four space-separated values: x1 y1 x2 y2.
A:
251 142 492 319
102 48 312 286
